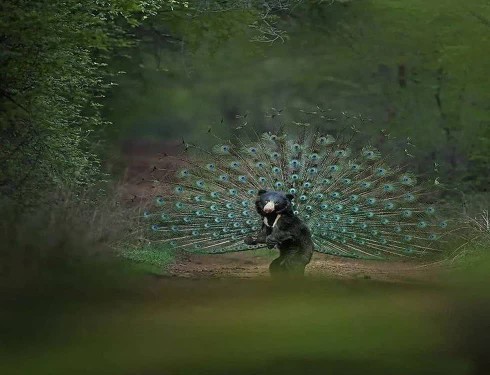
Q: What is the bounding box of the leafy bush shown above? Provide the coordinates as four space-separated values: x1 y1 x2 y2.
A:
0 0 163 201
0 187 141 294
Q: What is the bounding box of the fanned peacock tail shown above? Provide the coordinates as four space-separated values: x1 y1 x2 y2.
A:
144 129 450 259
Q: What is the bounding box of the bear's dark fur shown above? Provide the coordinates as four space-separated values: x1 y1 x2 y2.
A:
244 190 314 276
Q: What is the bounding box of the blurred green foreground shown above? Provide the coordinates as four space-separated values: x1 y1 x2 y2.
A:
1 196 488 375
2 253 490 375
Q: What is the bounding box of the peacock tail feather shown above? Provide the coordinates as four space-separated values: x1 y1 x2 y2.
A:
144 129 450 259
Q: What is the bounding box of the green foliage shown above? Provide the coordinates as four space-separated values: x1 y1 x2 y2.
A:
0 0 306 202
3 0 487 197
0 0 163 200
108 0 490 192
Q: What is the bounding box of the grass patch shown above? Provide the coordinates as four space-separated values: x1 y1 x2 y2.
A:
120 244 175 275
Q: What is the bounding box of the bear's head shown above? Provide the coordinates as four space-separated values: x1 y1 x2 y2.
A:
255 190 294 216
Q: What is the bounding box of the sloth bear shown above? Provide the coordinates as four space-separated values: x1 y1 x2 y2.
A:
244 190 314 276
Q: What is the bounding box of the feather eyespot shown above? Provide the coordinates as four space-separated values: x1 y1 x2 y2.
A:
426 207 436 215
322 178 332 185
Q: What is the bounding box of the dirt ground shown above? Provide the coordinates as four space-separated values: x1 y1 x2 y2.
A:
168 250 445 283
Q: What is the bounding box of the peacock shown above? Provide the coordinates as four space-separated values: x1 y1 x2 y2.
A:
144 125 451 270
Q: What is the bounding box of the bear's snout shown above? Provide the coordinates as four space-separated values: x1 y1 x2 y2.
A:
263 201 275 213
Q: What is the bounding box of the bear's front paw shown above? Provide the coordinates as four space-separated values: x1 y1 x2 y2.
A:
244 236 257 245
266 236 278 249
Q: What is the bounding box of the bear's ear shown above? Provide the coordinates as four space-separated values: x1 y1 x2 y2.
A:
258 189 267 196
286 193 295 201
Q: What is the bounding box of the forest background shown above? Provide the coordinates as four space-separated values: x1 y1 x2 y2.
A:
2 2 490 374
2 0 489 202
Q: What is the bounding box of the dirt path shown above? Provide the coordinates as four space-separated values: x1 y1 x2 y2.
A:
168 251 443 283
